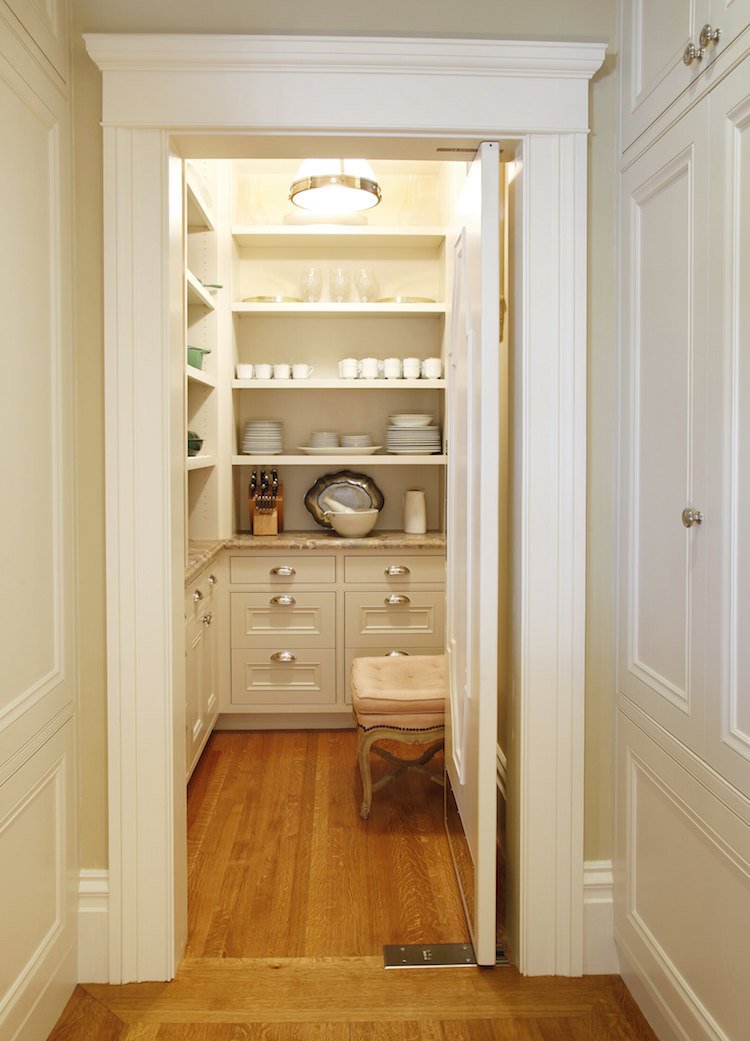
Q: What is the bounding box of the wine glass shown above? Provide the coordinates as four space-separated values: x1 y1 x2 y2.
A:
300 267 322 302
354 268 378 302
329 267 351 302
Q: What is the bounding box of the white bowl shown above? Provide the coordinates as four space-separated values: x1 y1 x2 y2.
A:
324 509 379 538
388 414 434 428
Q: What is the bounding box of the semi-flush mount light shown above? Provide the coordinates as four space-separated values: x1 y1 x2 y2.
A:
289 159 381 213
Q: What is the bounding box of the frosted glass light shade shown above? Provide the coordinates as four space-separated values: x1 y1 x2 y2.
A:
290 159 381 213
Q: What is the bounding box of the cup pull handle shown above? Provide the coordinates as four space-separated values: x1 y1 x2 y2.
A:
271 650 297 663
270 595 296 606
385 594 410 605
385 565 410 576
271 565 296 577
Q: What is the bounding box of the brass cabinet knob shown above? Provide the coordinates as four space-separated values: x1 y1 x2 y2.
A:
682 506 704 528
683 42 704 65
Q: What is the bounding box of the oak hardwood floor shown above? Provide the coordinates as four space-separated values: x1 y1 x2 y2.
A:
46 731 658 1041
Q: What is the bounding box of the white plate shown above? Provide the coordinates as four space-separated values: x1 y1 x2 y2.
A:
241 449 284 456
387 448 441 455
298 446 383 455
388 415 434 427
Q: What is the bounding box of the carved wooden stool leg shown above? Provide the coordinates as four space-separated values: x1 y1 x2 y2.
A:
357 729 375 819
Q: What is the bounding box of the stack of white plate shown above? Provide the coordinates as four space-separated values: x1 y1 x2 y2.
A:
242 420 283 455
386 424 442 454
309 431 340 448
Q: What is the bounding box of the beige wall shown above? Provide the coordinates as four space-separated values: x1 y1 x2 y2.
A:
72 0 618 867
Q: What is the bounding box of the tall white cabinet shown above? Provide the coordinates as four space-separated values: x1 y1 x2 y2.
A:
616 4 750 1039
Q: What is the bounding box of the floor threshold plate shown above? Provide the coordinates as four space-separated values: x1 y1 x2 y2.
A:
383 943 476 968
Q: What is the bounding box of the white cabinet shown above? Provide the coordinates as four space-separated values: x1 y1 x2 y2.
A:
616 40 750 1041
620 0 750 152
185 566 220 780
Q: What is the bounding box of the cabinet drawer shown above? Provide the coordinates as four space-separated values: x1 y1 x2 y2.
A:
344 554 445 586
229 554 336 586
231 648 336 707
185 572 215 625
231 591 335 648
345 591 445 648
344 646 442 705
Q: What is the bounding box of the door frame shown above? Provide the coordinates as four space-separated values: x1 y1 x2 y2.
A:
84 32 605 982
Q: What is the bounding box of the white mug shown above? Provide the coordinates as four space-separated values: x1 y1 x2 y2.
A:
403 489 427 534
402 356 421 379
273 363 291 379
292 363 314 379
339 357 358 379
383 357 402 379
236 363 254 380
359 357 380 379
254 363 272 379
421 357 442 379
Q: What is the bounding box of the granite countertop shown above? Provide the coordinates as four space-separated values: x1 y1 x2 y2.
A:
186 530 445 582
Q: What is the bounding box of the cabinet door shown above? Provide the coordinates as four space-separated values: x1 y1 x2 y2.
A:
618 100 711 753
620 0 710 151
186 615 206 779
705 65 750 796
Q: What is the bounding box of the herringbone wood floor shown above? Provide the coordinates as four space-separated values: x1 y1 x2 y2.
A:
47 732 657 1041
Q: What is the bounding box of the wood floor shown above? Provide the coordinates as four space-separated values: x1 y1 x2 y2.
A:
46 731 658 1041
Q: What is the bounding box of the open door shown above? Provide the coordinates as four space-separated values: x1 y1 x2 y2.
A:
445 142 501 966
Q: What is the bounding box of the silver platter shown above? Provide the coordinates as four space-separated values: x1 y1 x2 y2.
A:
304 470 384 529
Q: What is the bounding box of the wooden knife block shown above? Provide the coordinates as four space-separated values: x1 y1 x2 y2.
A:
249 486 284 536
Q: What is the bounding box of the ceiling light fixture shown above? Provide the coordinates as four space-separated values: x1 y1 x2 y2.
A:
289 159 381 214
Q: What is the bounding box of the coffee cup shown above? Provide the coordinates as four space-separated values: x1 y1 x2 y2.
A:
254 363 272 380
421 357 442 379
359 357 380 379
383 357 402 379
273 363 291 379
236 363 254 380
339 357 358 379
292 364 314 379
402 356 421 379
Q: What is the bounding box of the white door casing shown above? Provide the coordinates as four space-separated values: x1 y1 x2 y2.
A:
84 33 604 981
445 143 500 965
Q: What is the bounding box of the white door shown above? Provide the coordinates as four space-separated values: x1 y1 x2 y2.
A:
0 3 77 1038
445 142 500 966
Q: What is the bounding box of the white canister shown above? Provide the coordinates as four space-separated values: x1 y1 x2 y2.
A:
254 363 272 379
403 489 427 534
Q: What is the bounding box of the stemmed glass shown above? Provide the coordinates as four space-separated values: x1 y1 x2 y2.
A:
329 267 351 302
354 268 378 302
300 267 322 302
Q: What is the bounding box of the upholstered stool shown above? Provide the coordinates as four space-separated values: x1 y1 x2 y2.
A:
350 654 446 819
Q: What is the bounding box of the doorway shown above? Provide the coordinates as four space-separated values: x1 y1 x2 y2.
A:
86 31 602 983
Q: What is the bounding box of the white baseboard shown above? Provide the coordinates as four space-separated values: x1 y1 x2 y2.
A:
583 859 618 974
77 870 109 983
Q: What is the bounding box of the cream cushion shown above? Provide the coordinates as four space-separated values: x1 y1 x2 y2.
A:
350 655 446 730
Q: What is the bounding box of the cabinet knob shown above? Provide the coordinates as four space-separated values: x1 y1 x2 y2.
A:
192 589 204 603
271 650 297 663
271 565 296 577
270 595 296 606
683 42 704 65
682 506 704 528
385 649 410 656
699 23 721 48
385 594 410 605
385 564 410 576
202 611 213 624
207 574 217 586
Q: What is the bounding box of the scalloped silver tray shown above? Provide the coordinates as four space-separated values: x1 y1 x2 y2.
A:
304 470 384 528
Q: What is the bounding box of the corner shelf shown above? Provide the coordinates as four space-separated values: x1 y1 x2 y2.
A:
187 179 215 232
232 302 445 318
232 454 446 467
187 366 216 387
232 225 446 248
231 378 444 390
187 270 216 310
187 456 216 470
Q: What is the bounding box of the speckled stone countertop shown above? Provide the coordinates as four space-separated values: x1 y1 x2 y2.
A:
186 531 445 582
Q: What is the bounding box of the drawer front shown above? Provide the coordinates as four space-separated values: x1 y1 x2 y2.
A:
185 573 215 625
345 591 445 648
344 646 443 705
344 553 445 586
231 591 335 648
231 648 336 707
229 554 336 586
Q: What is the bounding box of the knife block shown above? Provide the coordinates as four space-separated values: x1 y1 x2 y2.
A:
249 486 284 536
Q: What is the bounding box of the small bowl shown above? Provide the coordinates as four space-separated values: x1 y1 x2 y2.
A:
324 509 379 538
187 346 211 370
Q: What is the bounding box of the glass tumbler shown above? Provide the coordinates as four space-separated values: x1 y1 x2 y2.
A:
300 267 322 302
329 267 351 302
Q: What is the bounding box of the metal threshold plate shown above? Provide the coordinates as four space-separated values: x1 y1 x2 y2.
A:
383 943 476 969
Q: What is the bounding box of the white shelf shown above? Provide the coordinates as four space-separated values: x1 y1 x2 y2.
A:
187 270 216 310
186 179 215 232
231 378 444 390
186 456 216 470
187 365 216 387
232 454 446 466
232 302 445 317
232 225 446 248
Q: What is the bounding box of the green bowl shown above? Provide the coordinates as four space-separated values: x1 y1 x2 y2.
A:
187 346 211 370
